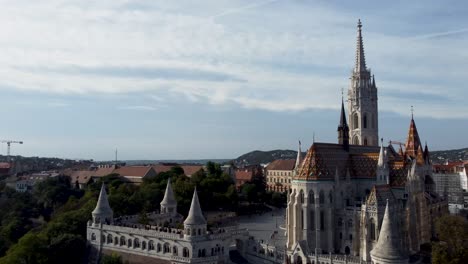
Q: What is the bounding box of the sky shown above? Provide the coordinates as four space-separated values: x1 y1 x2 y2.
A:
0 0 467 160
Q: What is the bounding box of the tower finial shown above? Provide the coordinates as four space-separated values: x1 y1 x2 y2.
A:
411 105 414 119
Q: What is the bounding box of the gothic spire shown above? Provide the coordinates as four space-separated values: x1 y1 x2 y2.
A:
423 142 431 165
295 140 302 171
338 97 350 150
161 178 177 207
355 19 367 73
404 115 422 159
184 188 206 225
92 183 113 221
370 200 408 262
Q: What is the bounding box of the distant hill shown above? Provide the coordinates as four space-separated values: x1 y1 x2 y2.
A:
431 148 468 164
233 147 468 166
233 150 303 167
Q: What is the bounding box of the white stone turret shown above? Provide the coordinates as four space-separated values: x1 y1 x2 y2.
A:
184 188 207 238
160 178 177 216
370 200 408 264
377 139 389 185
92 184 113 225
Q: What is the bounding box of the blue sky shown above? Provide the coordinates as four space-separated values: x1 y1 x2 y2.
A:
0 0 467 160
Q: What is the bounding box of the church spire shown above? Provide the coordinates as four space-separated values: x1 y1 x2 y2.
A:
370 200 408 263
404 114 422 159
355 19 367 73
338 96 350 150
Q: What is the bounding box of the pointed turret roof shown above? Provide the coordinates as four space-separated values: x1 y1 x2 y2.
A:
355 19 367 73
92 183 113 216
423 142 431 165
370 200 408 261
184 188 206 225
338 98 348 129
161 178 177 206
377 139 387 168
404 116 422 159
295 140 303 170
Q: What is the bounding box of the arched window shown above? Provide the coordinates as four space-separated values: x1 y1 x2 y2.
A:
142 241 146 250
183 247 190 257
319 190 324 204
127 239 132 248
157 243 162 252
91 233 96 241
134 238 140 248
353 136 360 145
107 234 112 244
114 237 118 245
164 243 170 253
299 190 304 203
364 114 368 129
173 246 178 256
149 240 155 250
309 191 315 204
370 219 376 240
353 113 359 129
120 236 126 246
310 210 315 229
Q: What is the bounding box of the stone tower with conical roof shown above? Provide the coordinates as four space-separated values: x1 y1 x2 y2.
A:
160 178 177 216
348 19 379 146
184 188 207 239
370 200 408 264
92 184 113 225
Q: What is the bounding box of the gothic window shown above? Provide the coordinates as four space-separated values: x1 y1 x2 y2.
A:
364 138 368 146
157 243 162 252
301 209 304 229
299 190 304 204
114 237 118 245
127 239 132 248
364 114 368 129
353 136 360 145
107 234 112 244
309 191 315 204
353 114 359 129
142 241 146 250
120 236 126 246
183 247 190 257
370 219 376 240
349 234 353 241
319 190 324 204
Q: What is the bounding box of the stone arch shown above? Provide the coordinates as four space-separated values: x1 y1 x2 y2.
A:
296 255 303 264
114 237 118 245
183 247 190 257
149 240 155 250
120 236 126 246
107 234 112 244
142 241 146 250
173 246 178 256
127 238 132 248
91 233 96 241
345 246 350 255
352 135 360 145
134 238 140 248
157 243 162 252
163 242 170 253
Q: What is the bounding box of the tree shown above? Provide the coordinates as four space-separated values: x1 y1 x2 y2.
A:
101 253 123 264
432 215 468 264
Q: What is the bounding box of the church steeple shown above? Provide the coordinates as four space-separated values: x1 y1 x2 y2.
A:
404 115 422 159
355 19 367 73
338 97 350 151
348 19 379 146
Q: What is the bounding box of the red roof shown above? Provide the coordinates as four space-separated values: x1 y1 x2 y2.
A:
235 170 253 181
266 159 296 171
0 162 11 169
181 165 203 176
152 164 173 174
114 166 153 177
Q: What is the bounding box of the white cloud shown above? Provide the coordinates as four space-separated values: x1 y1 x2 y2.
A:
0 0 466 118
119 105 158 111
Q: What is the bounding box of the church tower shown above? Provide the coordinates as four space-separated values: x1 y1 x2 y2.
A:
348 19 379 146
160 178 178 217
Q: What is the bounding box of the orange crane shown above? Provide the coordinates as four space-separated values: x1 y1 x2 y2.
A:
0 140 23 160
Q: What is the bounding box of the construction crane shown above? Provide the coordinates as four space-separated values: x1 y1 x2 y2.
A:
0 140 23 160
